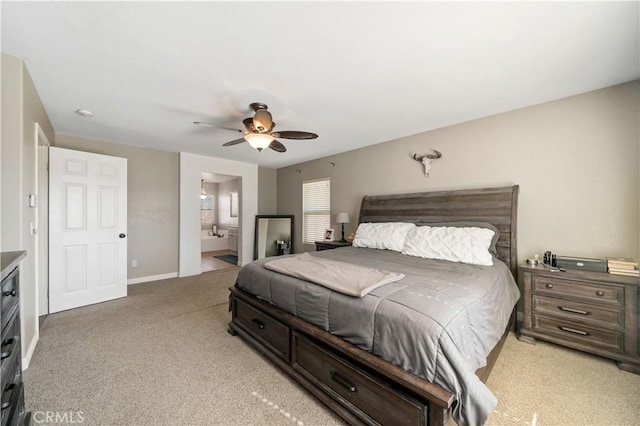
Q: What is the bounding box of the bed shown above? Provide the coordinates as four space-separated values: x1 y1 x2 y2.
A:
228 185 520 425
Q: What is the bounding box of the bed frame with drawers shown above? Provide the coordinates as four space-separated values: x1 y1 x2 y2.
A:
228 185 519 425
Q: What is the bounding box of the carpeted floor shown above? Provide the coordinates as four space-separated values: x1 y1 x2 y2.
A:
213 254 238 265
25 270 639 425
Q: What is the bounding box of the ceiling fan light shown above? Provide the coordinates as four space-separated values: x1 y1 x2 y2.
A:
245 133 274 151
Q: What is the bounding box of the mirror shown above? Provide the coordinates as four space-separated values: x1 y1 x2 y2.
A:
254 215 294 260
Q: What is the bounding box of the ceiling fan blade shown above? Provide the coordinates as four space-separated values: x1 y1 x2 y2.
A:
269 140 287 153
222 137 247 147
193 121 243 133
272 131 318 140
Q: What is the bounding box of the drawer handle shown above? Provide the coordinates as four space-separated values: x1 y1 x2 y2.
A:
595 291 604 297
1 383 15 410
2 289 16 297
558 306 588 315
251 319 265 329
330 371 357 393
545 283 553 289
558 326 588 336
1 338 15 360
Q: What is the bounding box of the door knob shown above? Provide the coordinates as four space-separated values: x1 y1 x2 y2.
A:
119 233 126 238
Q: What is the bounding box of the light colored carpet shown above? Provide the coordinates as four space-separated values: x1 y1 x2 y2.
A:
483 332 639 426
25 270 639 425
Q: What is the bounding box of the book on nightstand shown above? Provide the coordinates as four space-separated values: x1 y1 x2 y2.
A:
606 257 639 277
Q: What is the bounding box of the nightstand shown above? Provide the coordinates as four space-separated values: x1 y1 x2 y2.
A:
314 241 352 251
518 263 640 374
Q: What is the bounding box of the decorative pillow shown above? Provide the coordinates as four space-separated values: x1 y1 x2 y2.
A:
417 221 500 255
402 225 495 266
352 222 416 252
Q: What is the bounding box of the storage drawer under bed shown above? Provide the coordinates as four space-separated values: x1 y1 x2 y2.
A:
233 298 290 362
292 331 427 426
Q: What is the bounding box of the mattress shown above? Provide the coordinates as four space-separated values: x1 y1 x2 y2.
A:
235 246 520 425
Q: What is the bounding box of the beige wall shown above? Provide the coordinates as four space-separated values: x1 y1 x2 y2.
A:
278 82 640 262
55 134 180 280
258 167 278 214
1 54 23 251
1 53 55 366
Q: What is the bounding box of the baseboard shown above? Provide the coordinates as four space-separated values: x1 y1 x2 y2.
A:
22 329 39 370
127 272 178 285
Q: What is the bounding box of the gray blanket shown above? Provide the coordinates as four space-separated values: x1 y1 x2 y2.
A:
236 247 520 425
264 252 405 297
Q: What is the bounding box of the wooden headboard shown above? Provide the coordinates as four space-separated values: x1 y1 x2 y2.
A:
358 185 519 278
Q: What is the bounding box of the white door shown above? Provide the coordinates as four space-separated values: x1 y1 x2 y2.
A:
37 133 50 316
49 147 127 313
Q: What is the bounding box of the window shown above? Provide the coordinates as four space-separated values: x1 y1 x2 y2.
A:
302 178 330 244
201 195 214 225
230 192 238 218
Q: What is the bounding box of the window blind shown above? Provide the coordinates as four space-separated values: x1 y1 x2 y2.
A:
302 178 330 244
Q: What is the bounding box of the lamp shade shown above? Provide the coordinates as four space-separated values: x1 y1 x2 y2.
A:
244 133 274 151
336 212 350 224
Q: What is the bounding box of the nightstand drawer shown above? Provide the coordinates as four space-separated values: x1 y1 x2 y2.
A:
532 276 623 307
532 315 624 353
532 295 623 330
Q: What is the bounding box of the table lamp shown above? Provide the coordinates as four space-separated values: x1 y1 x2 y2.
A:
336 212 350 242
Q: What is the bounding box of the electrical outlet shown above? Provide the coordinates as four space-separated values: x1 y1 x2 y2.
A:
131 260 137 268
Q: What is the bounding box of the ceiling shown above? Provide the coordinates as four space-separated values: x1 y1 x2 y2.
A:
2 2 638 169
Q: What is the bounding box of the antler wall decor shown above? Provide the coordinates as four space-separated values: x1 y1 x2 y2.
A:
412 150 442 178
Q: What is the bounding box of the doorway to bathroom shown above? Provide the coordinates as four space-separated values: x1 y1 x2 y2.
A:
200 172 240 272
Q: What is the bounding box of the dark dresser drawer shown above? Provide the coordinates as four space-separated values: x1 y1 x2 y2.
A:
532 315 624 354
532 295 623 330
1 267 19 333
532 275 623 307
293 332 426 426
0 253 27 426
8 382 25 426
235 298 290 361
1 313 21 389
1 382 24 426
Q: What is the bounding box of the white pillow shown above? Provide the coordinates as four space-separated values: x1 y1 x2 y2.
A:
352 222 416 252
402 226 495 266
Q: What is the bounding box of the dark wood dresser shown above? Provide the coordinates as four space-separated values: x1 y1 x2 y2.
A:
519 263 640 374
314 241 352 251
1 251 29 426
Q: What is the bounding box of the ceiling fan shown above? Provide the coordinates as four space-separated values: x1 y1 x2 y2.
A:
194 102 318 153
